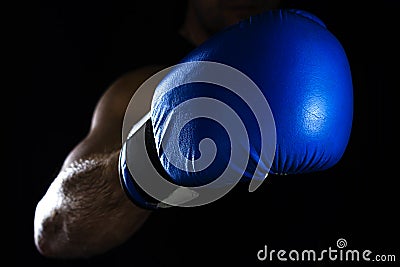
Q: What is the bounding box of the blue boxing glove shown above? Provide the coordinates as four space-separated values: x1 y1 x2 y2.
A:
120 9 353 209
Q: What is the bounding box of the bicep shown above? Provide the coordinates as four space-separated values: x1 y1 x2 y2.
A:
62 64 165 169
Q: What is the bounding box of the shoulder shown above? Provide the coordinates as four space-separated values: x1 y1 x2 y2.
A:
106 64 167 100
91 64 166 129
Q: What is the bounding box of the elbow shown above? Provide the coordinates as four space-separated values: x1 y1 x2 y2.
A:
33 204 113 259
34 216 97 259
34 199 57 258
34 223 60 258
34 229 56 258
34 218 93 259
34 210 69 259
34 200 87 259
34 237 87 260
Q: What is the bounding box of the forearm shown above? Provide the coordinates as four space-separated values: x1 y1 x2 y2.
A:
34 150 151 259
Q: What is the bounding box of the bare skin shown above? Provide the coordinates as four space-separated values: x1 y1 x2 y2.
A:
34 65 164 258
34 0 281 259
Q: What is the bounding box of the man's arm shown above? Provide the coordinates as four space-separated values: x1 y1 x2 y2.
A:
34 65 165 259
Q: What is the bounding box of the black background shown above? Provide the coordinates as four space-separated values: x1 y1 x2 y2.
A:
11 0 398 266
